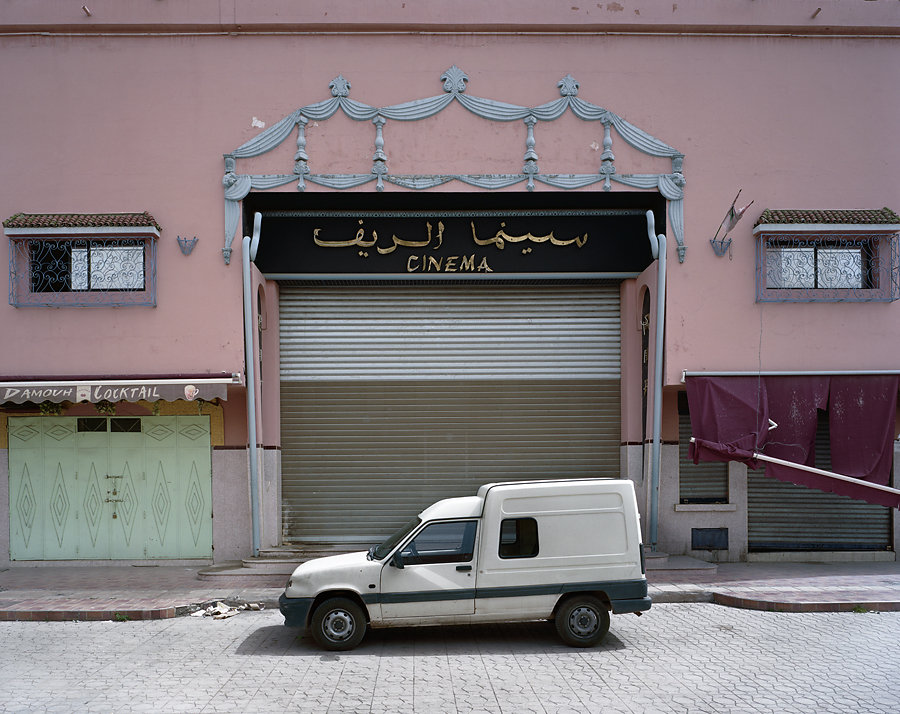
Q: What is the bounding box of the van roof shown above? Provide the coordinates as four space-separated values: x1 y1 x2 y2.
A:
419 495 484 521
476 477 622 499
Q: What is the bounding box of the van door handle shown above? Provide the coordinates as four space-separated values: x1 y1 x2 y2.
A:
456 565 472 572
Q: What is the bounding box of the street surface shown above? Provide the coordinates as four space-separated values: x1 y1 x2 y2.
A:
0 604 897 713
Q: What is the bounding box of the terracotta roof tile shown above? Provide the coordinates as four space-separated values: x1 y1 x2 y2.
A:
3 212 161 231
754 207 899 227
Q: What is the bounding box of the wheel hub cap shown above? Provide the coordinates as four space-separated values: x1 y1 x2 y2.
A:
323 610 354 641
569 606 599 637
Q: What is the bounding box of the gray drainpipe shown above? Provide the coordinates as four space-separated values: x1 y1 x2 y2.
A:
645 210 667 552
242 212 263 557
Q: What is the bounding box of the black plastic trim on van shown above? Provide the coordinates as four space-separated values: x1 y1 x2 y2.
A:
368 578 649 607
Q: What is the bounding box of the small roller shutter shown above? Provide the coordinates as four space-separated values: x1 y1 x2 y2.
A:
748 412 892 551
678 413 729 503
279 284 622 543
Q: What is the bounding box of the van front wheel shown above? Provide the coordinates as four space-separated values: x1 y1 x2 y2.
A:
555 596 610 647
310 598 367 651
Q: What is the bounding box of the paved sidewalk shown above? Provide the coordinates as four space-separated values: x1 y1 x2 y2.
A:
648 560 900 612
1 559 899 621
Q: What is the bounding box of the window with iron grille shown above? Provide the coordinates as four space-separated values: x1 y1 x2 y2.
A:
5 212 159 307
764 236 876 290
753 209 899 303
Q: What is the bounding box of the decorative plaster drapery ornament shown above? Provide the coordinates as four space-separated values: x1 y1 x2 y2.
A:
222 66 686 264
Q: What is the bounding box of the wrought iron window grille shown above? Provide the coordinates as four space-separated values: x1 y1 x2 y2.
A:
9 235 158 307
755 232 899 303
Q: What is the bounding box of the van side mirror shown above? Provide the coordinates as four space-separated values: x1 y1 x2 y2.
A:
390 551 405 569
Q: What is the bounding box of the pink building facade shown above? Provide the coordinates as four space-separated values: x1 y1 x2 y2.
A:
1 1 898 566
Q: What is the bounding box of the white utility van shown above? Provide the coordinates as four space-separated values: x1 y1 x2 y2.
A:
279 478 650 650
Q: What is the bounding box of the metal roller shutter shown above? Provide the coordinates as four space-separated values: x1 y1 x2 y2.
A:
279 284 621 381
678 413 729 503
748 413 892 551
279 284 622 543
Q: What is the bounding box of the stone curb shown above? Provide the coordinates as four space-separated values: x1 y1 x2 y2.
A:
711 592 900 613
2 589 898 621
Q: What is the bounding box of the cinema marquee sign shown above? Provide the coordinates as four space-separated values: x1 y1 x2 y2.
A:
253 209 655 276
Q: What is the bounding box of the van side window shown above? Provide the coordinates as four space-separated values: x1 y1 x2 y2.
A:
400 520 477 566
499 517 539 559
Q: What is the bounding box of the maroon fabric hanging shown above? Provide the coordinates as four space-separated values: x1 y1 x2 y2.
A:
829 376 899 487
758 376 829 491
686 377 771 465
686 375 900 509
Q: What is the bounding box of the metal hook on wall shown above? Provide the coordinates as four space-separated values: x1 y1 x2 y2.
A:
177 236 199 255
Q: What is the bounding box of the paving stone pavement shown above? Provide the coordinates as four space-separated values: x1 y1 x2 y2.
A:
3 559 900 620
0 604 898 713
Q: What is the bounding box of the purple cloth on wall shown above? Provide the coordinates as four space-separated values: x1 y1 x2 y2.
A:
758 376 829 492
686 375 900 509
829 376 899 485
686 377 771 462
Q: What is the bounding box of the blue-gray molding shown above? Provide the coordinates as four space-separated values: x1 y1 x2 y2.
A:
222 66 686 264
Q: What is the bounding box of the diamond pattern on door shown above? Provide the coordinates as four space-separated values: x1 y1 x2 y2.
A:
116 463 138 546
152 463 172 546
45 423 75 442
9 424 39 443
179 423 208 441
144 423 175 442
49 464 70 548
83 466 104 548
8 416 211 560
185 462 205 547
15 464 36 548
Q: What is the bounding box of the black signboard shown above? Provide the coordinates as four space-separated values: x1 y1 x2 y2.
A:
248 193 661 277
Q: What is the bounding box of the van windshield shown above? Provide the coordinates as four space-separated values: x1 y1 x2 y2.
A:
371 517 421 560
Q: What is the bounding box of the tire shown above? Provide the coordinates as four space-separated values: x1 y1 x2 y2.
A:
310 598 368 651
555 596 610 647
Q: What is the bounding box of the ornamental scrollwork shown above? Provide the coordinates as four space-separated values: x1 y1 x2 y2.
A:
223 66 686 262
557 74 579 97
330 75 351 98
441 65 469 94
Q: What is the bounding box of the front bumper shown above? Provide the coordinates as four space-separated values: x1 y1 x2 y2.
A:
279 593 314 628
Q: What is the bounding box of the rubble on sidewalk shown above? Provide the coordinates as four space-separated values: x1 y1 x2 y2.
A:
187 599 265 620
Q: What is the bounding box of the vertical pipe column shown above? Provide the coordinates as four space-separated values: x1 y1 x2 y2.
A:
242 212 263 557
646 211 667 551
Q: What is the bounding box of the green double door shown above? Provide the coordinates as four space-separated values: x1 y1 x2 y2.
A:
9 416 212 560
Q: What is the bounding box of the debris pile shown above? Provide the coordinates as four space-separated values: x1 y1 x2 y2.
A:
189 600 264 620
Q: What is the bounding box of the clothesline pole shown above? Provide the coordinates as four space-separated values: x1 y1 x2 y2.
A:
689 437 900 497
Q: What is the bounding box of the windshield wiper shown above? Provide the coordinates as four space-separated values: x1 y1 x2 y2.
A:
366 545 377 561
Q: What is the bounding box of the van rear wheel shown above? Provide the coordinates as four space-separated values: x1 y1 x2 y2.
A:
310 597 367 651
555 596 610 647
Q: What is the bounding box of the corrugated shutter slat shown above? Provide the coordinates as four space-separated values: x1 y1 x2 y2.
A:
748 412 891 551
280 286 620 381
279 285 622 542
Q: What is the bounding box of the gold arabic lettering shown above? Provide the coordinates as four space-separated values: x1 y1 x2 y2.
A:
470 222 588 250
314 220 446 257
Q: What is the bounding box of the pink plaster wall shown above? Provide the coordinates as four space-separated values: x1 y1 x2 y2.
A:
2 1 898 35
0 34 246 378
1 12 898 394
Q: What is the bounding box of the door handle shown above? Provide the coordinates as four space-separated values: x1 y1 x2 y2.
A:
456 565 472 572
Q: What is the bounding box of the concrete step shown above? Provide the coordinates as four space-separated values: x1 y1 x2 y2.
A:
199 547 718 583
647 555 719 580
198 544 368 581
195 562 288 585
